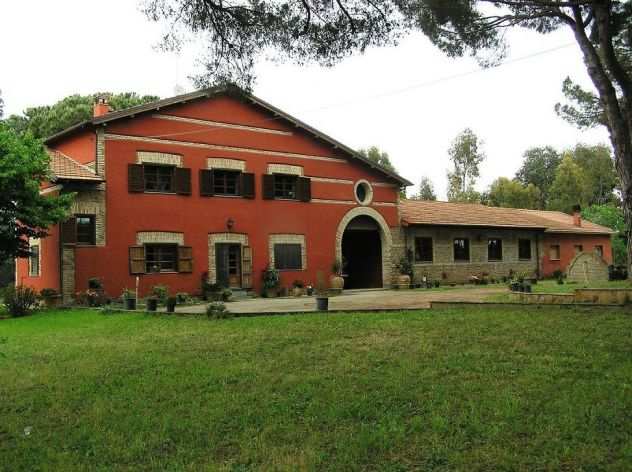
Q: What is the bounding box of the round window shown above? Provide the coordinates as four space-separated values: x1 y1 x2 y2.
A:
354 180 373 205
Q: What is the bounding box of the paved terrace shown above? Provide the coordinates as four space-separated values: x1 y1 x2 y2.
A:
173 286 507 315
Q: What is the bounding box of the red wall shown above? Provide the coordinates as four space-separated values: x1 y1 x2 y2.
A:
15 224 60 293
540 233 613 277
32 95 400 298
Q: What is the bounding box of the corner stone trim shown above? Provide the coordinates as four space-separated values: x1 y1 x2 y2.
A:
268 163 303 176
269 234 307 270
137 151 183 167
207 158 246 171
136 232 184 245
207 233 249 284
72 190 106 246
335 207 394 288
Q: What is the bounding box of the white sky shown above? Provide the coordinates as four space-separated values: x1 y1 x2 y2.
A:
0 0 610 199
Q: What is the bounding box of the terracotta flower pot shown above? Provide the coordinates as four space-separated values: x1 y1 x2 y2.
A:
293 287 303 297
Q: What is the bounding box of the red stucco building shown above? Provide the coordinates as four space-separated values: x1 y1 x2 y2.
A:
16 87 614 301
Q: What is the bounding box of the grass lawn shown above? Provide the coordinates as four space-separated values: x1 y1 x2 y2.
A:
2 307 632 470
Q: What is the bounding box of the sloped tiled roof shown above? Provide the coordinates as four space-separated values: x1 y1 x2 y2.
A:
400 200 613 235
48 150 103 182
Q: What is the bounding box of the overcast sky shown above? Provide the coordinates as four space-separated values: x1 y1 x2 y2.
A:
1 1 610 198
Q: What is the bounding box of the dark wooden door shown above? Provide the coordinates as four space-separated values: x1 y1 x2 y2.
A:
216 243 242 288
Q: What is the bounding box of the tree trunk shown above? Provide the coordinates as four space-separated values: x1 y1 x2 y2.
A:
568 9 632 277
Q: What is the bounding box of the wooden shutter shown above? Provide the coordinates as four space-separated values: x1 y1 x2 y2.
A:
241 173 255 199
297 177 311 202
128 164 144 193
242 246 253 288
175 168 191 195
61 217 77 245
199 169 214 197
262 174 275 200
129 246 145 274
178 246 193 273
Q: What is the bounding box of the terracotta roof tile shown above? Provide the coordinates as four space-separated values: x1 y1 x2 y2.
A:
400 200 613 235
48 150 103 182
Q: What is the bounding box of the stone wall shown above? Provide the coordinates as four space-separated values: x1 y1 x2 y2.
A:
405 226 541 283
61 247 75 304
566 252 609 283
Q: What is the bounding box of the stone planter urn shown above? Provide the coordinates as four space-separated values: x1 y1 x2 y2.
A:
292 287 303 297
265 288 278 298
330 275 345 292
397 274 411 289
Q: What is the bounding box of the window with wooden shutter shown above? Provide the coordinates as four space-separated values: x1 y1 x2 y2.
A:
61 217 77 245
175 167 191 195
241 173 255 199
128 164 145 193
199 169 214 197
178 246 193 273
297 177 311 202
129 246 145 274
242 246 253 288
262 174 275 200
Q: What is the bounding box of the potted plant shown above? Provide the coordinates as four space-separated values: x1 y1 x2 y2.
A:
306 284 314 296
315 270 329 311
122 288 136 310
40 288 61 308
166 296 177 313
146 296 158 312
292 280 304 297
330 259 345 293
262 266 280 298
395 257 413 289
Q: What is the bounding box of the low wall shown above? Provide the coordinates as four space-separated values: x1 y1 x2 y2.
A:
510 292 576 304
574 288 632 305
511 288 632 306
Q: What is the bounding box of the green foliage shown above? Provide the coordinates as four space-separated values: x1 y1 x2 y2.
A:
570 144 618 205
3 285 38 317
396 257 413 277
206 301 231 319
150 284 170 304
547 154 591 213
0 122 74 260
39 288 58 298
409 176 436 201
0 89 4 119
358 146 397 173
487 177 541 210
261 266 280 290
4 92 159 139
176 292 191 303
515 146 561 208
582 204 628 266
446 128 485 202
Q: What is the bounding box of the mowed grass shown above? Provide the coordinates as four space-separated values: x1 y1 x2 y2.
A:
1 308 632 471
531 279 632 294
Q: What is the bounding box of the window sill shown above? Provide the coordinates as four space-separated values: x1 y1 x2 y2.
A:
144 271 179 275
275 268 305 272
518 258 532 261
273 198 300 202
143 191 177 195
488 259 503 262
414 261 433 264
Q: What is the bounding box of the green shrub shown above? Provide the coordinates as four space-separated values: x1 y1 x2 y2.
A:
176 292 190 303
206 302 232 319
40 288 58 298
151 285 170 304
3 285 38 317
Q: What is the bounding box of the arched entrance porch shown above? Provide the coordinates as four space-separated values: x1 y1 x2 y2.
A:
335 207 393 289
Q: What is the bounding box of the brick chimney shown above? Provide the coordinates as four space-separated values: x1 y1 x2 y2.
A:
93 96 111 117
572 204 582 227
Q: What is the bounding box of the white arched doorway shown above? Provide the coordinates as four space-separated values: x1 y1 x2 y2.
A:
335 207 392 288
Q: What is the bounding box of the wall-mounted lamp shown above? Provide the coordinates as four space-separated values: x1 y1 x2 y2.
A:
226 218 235 231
